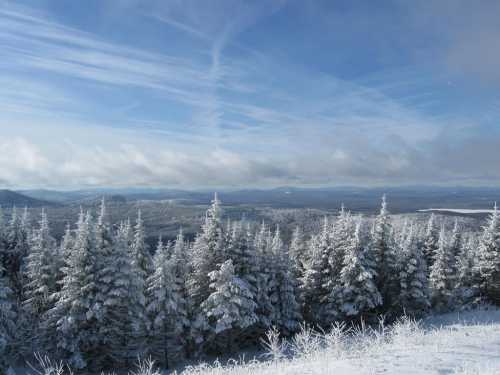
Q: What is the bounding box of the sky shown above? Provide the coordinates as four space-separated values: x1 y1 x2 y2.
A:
1 0 500 189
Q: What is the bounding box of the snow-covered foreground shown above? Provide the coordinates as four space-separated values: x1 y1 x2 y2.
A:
181 308 500 375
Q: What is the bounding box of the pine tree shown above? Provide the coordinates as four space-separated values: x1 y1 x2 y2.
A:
4 207 30 300
146 237 188 367
398 225 430 316
322 207 353 325
289 226 306 279
253 222 274 330
455 235 481 305
201 260 257 352
370 196 399 311
429 226 455 311
104 218 147 367
478 203 500 295
48 211 98 369
23 210 58 351
132 210 153 283
187 193 226 350
24 210 58 318
338 219 381 319
299 234 324 325
423 213 439 271
449 219 462 287
272 229 301 335
0 263 16 372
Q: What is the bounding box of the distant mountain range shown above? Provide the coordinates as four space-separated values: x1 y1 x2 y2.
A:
13 186 500 213
0 189 57 207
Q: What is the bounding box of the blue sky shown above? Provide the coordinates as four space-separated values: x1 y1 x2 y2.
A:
1 0 500 189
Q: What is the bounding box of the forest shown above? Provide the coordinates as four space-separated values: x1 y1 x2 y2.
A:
0 195 499 372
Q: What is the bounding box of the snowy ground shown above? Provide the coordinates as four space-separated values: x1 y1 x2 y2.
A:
181 307 500 375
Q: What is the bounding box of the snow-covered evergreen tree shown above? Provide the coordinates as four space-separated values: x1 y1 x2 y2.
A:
23 209 58 320
0 263 16 372
289 226 306 278
449 219 462 287
299 234 324 325
322 208 353 325
23 210 58 352
455 234 481 305
48 211 98 369
146 237 188 367
4 207 30 299
187 193 226 349
398 225 430 316
338 219 381 319
201 260 257 351
423 213 439 272
478 203 500 295
272 228 301 335
370 196 399 311
429 226 455 311
253 222 274 330
131 210 153 284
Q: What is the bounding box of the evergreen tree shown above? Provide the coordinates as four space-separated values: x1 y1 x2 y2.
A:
429 226 455 311
272 229 301 335
449 219 462 287
370 196 399 311
0 263 16 373
23 209 58 319
49 211 98 369
478 203 500 295
398 225 430 316
146 237 188 367
423 213 439 271
23 210 58 351
253 222 273 330
299 234 324 325
132 210 153 283
322 207 353 325
455 235 481 305
4 207 30 299
338 220 381 319
187 193 225 349
201 260 257 351
289 226 306 279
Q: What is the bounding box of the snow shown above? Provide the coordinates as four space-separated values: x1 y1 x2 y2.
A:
419 209 495 214
182 307 500 375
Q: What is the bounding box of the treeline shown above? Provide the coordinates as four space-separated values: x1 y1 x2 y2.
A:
0 196 499 372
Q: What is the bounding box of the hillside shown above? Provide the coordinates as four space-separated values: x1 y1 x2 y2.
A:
0 189 56 207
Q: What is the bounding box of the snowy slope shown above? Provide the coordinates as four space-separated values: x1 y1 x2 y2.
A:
182 308 500 375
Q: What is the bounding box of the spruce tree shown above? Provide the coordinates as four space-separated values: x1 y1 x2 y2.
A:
49 211 98 369
455 235 481 305
272 230 301 335
0 263 16 373
23 210 58 351
449 219 462 287
299 234 324 325
478 203 500 295
423 213 439 272
201 260 257 352
398 225 430 316
187 193 225 349
132 210 153 284
146 237 188 367
253 222 274 330
429 226 455 311
370 196 399 311
338 220 381 319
